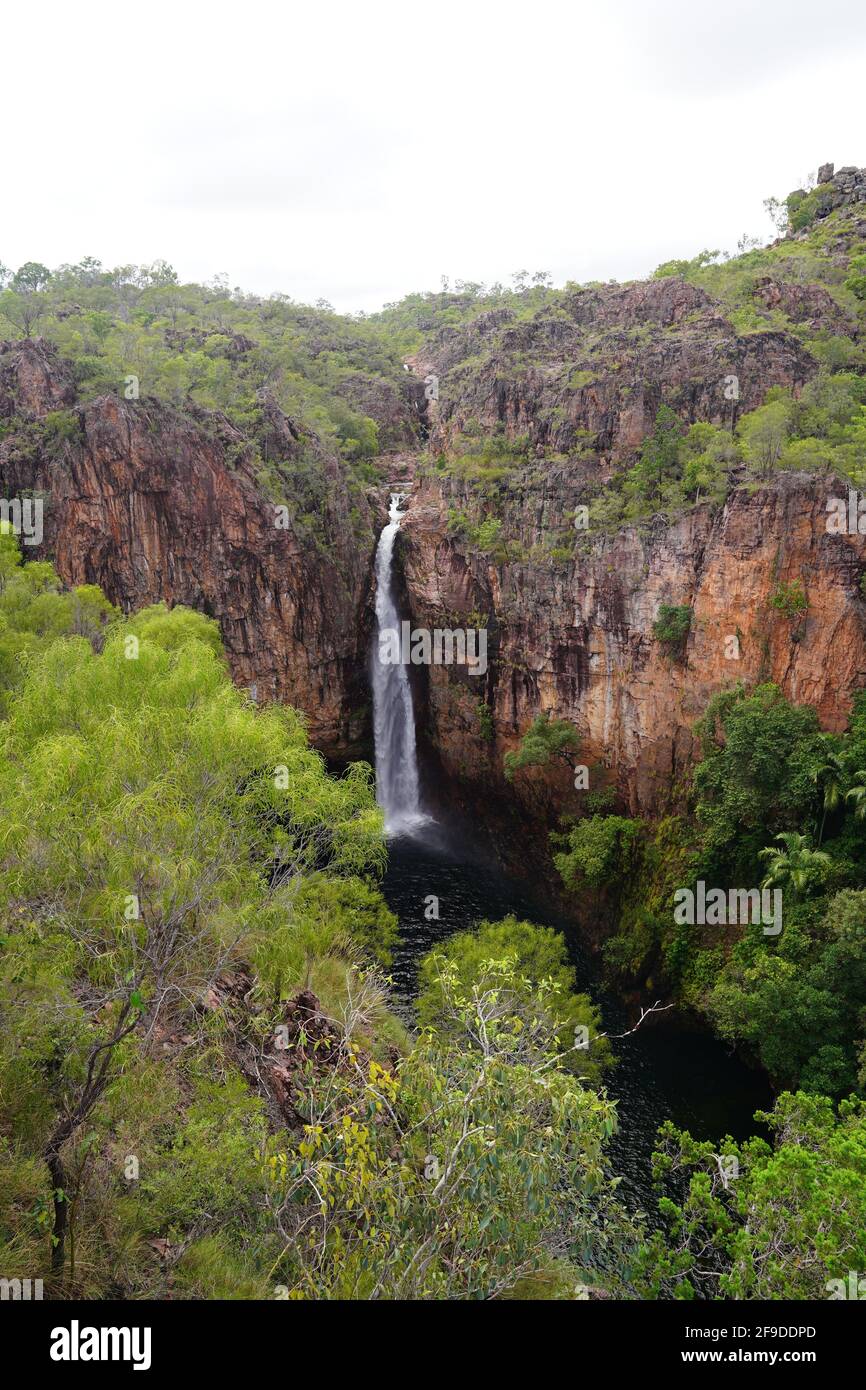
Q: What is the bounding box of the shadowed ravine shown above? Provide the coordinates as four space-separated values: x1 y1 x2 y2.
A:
370 505 773 1218
380 827 773 1219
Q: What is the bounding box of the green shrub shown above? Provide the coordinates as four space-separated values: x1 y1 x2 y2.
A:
845 253 866 301
416 916 613 1081
786 183 836 233
652 604 692 656
477 700 494 741
504 712 580 779
769 579 808 618
554 815 643 891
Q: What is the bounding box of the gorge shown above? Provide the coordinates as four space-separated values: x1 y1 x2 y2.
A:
4 165 866 838
370 492 772 1216
3 161 866 1301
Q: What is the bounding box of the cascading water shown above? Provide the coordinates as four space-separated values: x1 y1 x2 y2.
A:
372 493 424 835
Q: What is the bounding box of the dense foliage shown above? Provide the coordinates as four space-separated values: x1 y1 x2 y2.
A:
640 1091 866 1300
503 712 581 780
0 541 640 1299
555 683 866 1102
415 916 614 1083
3 183 866 1299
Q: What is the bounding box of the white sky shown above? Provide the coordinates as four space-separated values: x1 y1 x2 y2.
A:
4 0 866 313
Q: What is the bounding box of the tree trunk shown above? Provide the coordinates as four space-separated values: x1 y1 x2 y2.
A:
46 1149 67 1273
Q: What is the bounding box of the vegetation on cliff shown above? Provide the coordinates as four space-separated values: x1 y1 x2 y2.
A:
4 537 859 1299
556 682 866 1100
3 170 866 1302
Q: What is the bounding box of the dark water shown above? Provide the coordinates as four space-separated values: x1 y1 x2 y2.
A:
382 822 773 1218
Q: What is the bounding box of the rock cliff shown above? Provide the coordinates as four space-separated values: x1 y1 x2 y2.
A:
2 170 865 834
399 467 866 821
0 338 377 755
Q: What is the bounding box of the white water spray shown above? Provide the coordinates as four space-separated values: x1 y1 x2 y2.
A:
372 493 425 835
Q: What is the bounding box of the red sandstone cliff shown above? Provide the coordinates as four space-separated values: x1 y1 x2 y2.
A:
0 338 377 755
2 177 865 826
399 468 866 821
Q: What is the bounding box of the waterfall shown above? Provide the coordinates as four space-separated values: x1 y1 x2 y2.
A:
372 492 424 835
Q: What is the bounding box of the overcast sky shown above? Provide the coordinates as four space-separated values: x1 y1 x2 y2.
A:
4 0 866 313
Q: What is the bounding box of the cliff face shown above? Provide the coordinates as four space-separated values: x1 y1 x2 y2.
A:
418 277 820 464
0 339 377 756
399 468 866 820
393 184 866 823
2 176 865 824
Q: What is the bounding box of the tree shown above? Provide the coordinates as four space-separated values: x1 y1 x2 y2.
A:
473 516 502 552
693 684 823 883
0 584 386 1286
554 815 643 892
708 953 844 1088
640 1091 866 1300
769 578 808 619
624 405 683 507
738 396 792 475
269 952 636 1299
737 233 761 254
845 769 866 820
758 831 830 898
0 288 47 337
141 259 178 287
763 195 789 236
652 603 691 659
416 916 613 1082
2 260 58 337
76 256 104 286
503 712 580 779
812 741 848 843
652 249 721 280
681 422 740 502
845 253 866 302
109 264 145 322
11 261 51 293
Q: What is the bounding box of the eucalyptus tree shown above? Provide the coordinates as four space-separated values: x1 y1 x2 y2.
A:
0 597 384 1281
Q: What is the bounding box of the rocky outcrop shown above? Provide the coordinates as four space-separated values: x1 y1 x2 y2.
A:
332 371 426 449
0 337 76 417
786 163 866 236
0 339 377 756
391 209 866 828
422 276 817 463
751 276 855 334
399 468 866 821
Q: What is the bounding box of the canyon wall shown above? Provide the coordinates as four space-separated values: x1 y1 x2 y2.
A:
392 198 866 822
0 338 378 755
399 467 866 822
2 175 865 826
